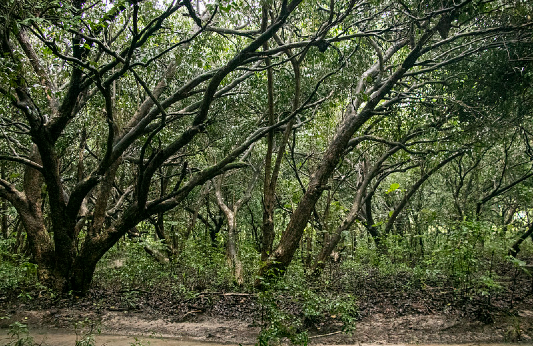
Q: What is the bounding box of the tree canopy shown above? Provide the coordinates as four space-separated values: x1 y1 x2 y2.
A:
0 0 532 293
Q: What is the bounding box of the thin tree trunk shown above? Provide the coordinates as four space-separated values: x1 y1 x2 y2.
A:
214 172 258 285
260 14 302 262
363 190 383 251
305 230 313 268
215 192 244 285
383 152 463 235
311 145 401 275
13 219 23 253
1 163 7 239
227 215 244 285
153 166 173 258
260 5 276 262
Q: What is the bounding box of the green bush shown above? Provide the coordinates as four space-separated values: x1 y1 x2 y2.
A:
0 238 38 292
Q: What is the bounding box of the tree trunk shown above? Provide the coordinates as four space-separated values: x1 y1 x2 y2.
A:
226 215 244 285
260 28 301 261
310 144 400 276
257 35 417 286
383 152 463 235
260 5 276 262
258 110 371 283
17 147 57 288
1 163 7 239
509 223 533 258
363 192 383 252
214 178 245 285
19 207 56 287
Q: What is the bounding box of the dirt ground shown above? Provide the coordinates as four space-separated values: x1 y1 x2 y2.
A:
1 295 533 345
2 261 533 345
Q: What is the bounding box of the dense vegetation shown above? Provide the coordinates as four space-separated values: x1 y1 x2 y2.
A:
1 0 533 343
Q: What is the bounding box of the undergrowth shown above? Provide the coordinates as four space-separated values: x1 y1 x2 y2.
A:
1 220 532 345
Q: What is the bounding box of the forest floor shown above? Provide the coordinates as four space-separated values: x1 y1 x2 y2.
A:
1 264 533 345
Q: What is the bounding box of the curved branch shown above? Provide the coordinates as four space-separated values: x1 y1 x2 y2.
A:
0 155 43 172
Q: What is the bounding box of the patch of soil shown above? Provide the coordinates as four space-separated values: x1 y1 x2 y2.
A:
316 311 533 345
1 260 533 344
1 307 533 345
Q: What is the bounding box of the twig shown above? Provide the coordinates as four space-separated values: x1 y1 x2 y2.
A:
310 330 342 338
198 292 255 297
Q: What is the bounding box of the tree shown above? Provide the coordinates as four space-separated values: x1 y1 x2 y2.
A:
214 168 259 284
0 0 327 293
0 0 531 294
257 0 533 284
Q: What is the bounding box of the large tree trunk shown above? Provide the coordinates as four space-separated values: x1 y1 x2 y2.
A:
1 0 305 295
70 256 100 294
70 234 119 293
19 206 56 288
256 34 424 286
68 202 148 293
18 147 57 288
257 109 374 283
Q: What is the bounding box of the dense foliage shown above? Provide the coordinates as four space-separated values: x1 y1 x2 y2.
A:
1 0 533 342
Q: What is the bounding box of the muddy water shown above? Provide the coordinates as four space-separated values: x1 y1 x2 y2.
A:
0 330 527 346
1 329 225 346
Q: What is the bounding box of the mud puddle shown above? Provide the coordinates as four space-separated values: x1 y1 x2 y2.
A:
0 329 529 346
2 308 533 345
1 329 226 346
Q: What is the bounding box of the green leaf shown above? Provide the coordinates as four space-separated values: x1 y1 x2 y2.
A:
386 183 400 194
